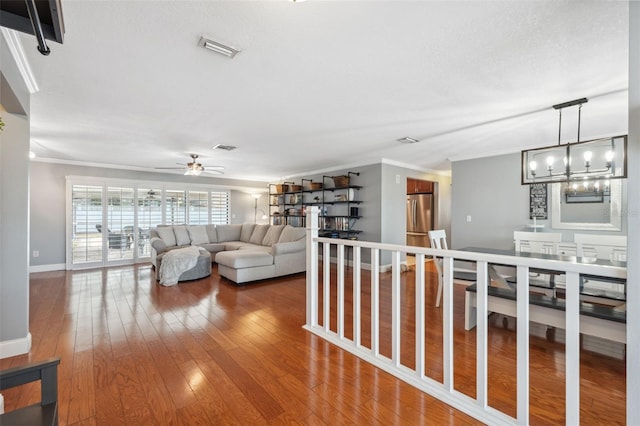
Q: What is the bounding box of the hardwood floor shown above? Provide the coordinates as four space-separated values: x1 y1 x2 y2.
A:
0 262 625 425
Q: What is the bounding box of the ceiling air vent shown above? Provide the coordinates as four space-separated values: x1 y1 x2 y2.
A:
397 137 420 144
211 144 237 151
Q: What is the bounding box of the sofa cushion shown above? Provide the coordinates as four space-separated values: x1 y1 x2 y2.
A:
197 243 226 254
215 250 274 269
262 225 285 246
205 225 218 243
240 224 256 242
278 225 305 243
249 224 270 245
173 225 191 246
217 224 242 242
224 241 253 251
187 226 209 245
156 226 177 247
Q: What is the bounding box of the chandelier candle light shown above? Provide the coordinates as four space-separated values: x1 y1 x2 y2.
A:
521 98 627 186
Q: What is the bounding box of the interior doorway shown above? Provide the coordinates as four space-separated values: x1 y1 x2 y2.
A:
406 178 437 267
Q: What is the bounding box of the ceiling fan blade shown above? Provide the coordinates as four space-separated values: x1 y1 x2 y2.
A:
201 169 224 175
155 167 185 170
203 165 225 170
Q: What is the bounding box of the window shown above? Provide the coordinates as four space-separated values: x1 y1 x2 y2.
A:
210 191 230 224
188 191 209 225
71 185 103 265
68 179 231 268
165 189 186 225
107 187 135 261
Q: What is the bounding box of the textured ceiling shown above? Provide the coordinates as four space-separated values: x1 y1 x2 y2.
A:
19 1 629 181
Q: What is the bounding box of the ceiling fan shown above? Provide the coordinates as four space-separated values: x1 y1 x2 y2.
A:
155 154 224 176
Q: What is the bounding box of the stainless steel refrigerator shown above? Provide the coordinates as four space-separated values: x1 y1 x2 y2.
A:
406 193 433 248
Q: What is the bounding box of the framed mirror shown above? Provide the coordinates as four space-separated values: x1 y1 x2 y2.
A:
550 180 623 231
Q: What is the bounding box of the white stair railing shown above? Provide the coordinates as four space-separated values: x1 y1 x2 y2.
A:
303 207 627 426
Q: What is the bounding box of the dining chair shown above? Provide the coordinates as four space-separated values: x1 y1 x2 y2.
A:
428 229 448 308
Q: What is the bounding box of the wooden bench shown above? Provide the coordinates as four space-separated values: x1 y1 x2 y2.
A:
0 357 61 426
464 284 626 344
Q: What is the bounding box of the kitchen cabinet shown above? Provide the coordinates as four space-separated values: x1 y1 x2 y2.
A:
407 178 434 194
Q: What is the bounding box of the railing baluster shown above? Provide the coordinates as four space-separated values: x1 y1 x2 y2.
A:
415 253 426 378
337 243 345 339
305 207 319 327
565 271 581 425
323 240 331 332
353 246 362 347
442 255 454 392
371 248 380 356
476 261 488 409
516 265 530 425
392 250 401 366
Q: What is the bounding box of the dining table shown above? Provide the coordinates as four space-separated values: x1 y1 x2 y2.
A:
457 246 627 308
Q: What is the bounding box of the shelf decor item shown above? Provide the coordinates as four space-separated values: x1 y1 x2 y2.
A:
274 184 289 193
332 175 349 187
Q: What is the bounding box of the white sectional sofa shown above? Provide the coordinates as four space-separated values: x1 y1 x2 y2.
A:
149 223 306 284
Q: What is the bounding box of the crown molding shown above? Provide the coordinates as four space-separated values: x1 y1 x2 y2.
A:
1 28 39 94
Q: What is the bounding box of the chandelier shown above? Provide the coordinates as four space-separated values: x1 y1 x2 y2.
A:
521 98 627 185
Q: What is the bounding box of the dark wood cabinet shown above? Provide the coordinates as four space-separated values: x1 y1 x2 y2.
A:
407 178 433 194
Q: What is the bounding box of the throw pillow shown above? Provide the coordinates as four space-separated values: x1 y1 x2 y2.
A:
249 224 270 245
240 224 256 242
262 225 285 246
156 226 177 247
205 225 217 243
216 224 242 242
173 225 191 246
278 225 305 243
187 226 209 245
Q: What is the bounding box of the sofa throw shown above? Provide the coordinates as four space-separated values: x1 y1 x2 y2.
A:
159 246 201 286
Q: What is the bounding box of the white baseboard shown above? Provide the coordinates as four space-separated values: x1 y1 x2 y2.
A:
30 263 65 273
0 332 32 359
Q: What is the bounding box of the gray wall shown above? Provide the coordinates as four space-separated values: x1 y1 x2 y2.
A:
30 161 268 267
451 152 628 250
379 163 452 263
287 162 452 266
1 42 31 354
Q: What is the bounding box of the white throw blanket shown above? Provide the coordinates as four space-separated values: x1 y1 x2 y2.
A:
159 246 202 286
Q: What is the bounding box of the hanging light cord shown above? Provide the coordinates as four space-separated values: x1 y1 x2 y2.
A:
557 108 562 145
577 104 582 143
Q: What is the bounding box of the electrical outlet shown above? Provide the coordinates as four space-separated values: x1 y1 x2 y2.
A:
466 215 472 223
33 250 39 258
